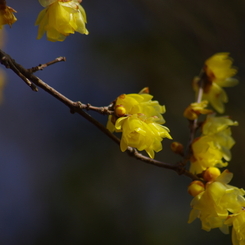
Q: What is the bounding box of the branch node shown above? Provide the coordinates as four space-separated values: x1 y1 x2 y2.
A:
176 165 186 176
70 101 83 114
86 103 91 111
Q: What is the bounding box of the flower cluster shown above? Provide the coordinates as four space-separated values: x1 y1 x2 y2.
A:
187 54 245 245
36 0 88 42
188 170 245 236
193 53 238 113
107 89 172 158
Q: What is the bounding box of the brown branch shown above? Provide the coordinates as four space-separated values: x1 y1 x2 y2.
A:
80 103 114 115
0 54 38 91
27 57 66 73
0 48 200 181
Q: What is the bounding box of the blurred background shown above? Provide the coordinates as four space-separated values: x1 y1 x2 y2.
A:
0 0 245 244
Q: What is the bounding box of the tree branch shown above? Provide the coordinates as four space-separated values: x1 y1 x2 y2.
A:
0 48 199 181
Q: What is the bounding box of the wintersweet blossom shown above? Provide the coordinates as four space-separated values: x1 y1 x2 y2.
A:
190 135 226 174
193 53 238 113
202 115 238 135
0 5 17 29
107 89 172 158
107 91 166 132
183 100 213 120
188 170 245 234
115 114 172 159
190 115 237 174
225 210 245 245
202 115 238 161
115 93 166 123
36 0 88 42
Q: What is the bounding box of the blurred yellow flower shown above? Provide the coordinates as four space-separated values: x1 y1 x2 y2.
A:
115 114 172 159
190 135 226 174
193 53 238 113
202 114 238 135
190 115 237 174
0 4 17 29
188 170 245 234
183 100 213 120
36 0 88 42
202 115 238 161
225 210 245 245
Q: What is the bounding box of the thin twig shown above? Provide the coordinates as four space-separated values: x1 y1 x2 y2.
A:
27 57 66 73
81 103 114 115
0 48 200 181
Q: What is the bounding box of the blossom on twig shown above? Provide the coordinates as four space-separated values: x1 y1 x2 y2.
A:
115 113 172 159
188 170 245 234
36 0 88 42
190 115 237 174
183 100 213 120
107 89 172 158
193 53 238 113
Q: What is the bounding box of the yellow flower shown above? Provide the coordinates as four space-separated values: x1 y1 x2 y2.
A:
193 53 238 113
225 210 245 245
183 100 213 120
107 91 166 133
202 115 238 161
190 135 226 174
202 114 238 135
188 170 245 234
115 114 172 159
36 0 88 42
107 89 172 158
116 93 166 123
190 115 238 174
0 4 17 29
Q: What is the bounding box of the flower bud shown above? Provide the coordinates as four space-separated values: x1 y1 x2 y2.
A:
139 87 149 94
203 167 221 182
171 141 184 155
188 180 205 197
115 105 126 117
